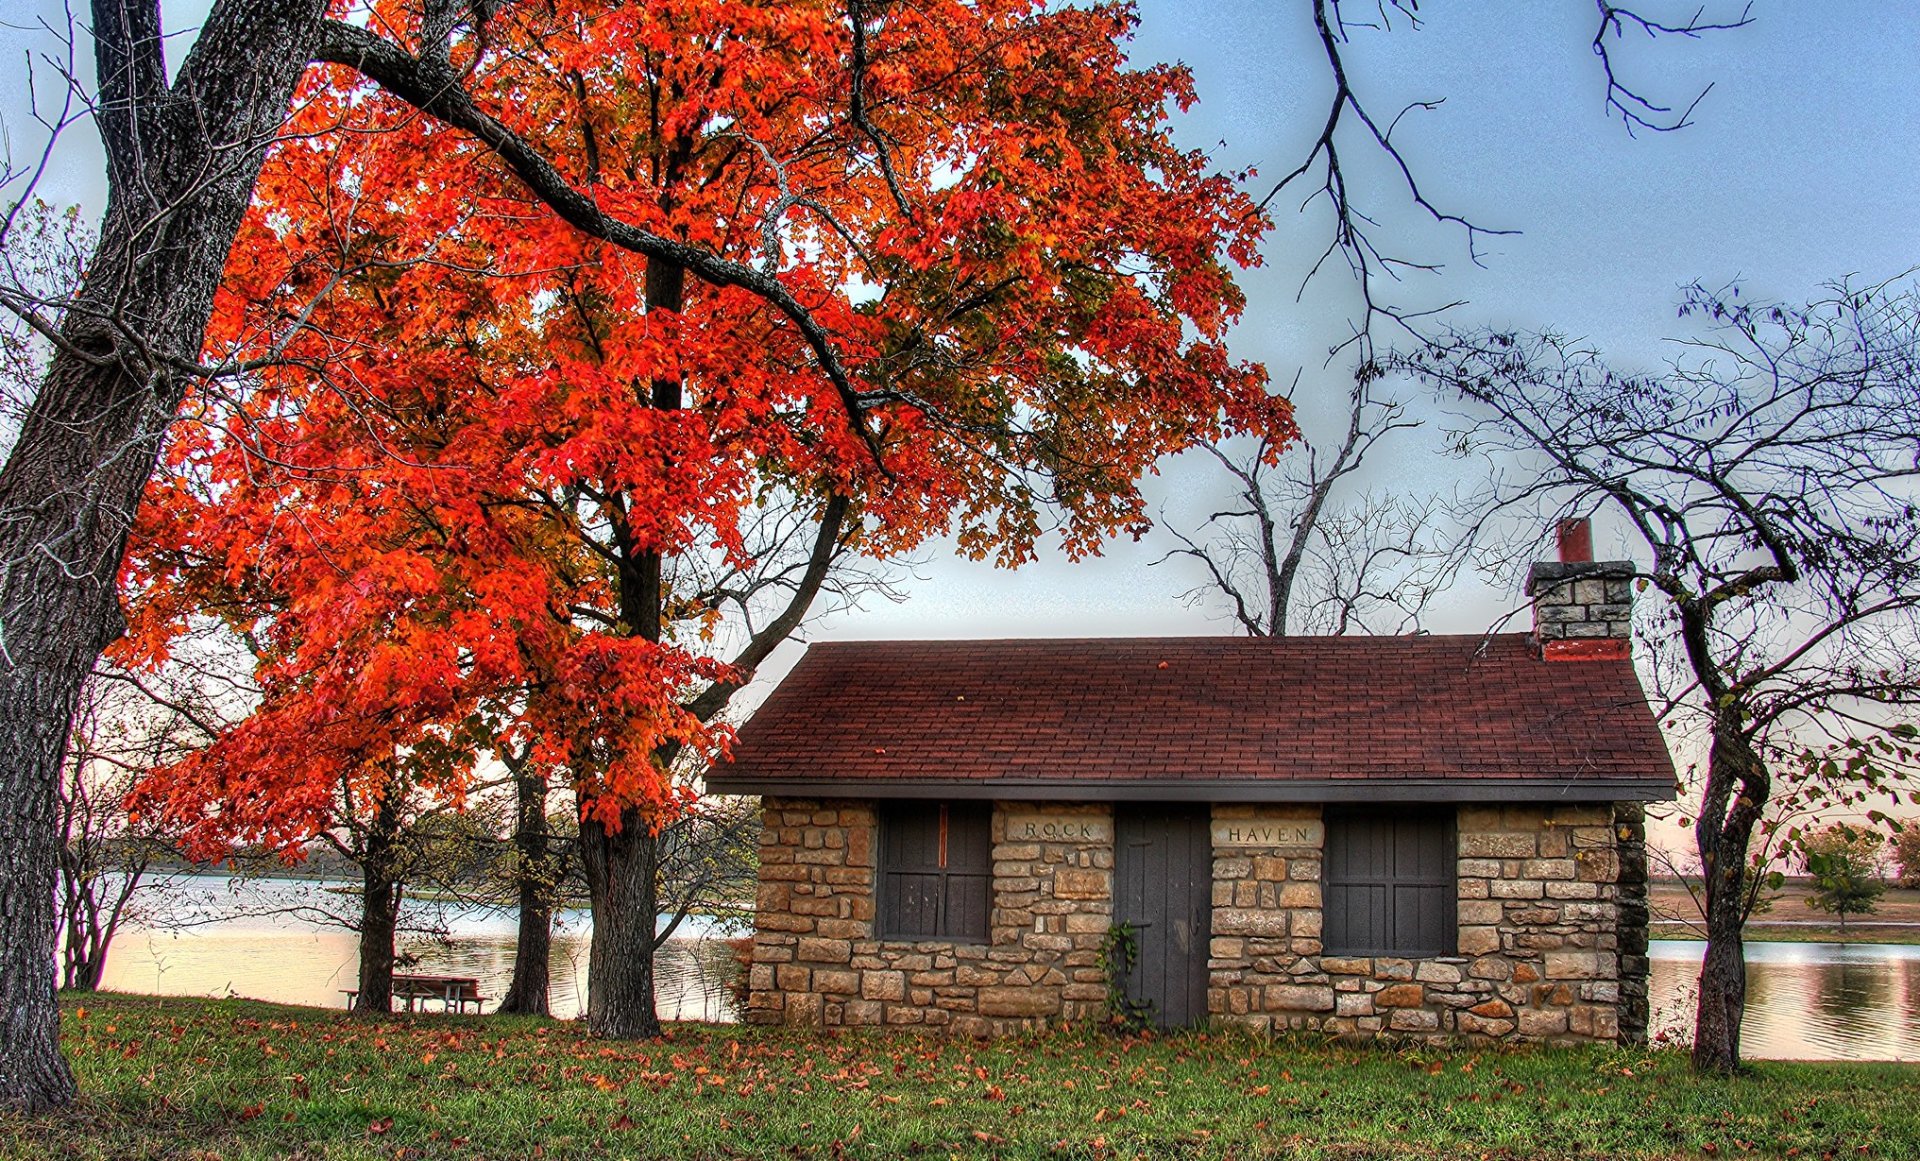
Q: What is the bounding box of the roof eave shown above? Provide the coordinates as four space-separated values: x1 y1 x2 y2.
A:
702 775 1676 803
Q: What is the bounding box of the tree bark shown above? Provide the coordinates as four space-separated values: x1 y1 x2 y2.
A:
495 762 553 1016
1690 720 1769 1074
353 792 403 1015
0 0 327 1109
580 806 662 1039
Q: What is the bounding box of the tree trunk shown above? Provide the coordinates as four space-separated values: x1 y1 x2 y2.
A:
1692 883 1747 1073
581 806 662 1040
353 792 403 1015
496 763 553 1016
1690 721 1769 1074
576 255 683 1040
0 0 326 1111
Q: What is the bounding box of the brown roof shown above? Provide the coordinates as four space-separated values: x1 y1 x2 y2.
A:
705 635 1677 802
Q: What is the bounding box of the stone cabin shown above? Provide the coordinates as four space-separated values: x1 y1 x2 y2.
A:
706 533 1675 1043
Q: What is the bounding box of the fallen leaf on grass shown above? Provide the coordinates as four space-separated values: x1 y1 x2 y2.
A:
368 1117 394 1136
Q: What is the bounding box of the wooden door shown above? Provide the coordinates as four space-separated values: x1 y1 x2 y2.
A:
1113 803 1213 1028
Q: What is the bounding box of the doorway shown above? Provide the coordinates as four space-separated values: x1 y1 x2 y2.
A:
1112 803 1213 1028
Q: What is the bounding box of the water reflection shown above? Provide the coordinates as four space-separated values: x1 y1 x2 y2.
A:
98 876 741 1022
95 881 1920 1058
1651 940 1920 1060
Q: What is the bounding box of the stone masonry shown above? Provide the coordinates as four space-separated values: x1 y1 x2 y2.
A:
1207 804 1644 1042
749 797 1649 1044
1527 559 1637 662
746 799 1113 1034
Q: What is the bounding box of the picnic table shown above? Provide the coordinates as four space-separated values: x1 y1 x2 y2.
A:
340 973 486 1014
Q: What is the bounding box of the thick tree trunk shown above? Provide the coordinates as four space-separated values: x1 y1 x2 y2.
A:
354 871 402 1015
0 0 326 1111
495 765 553 1016
353 794 403 1015
581 807 662 1040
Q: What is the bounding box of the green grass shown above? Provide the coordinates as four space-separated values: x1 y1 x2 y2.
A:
6 993 1916 1160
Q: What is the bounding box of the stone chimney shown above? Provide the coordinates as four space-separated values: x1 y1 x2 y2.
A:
1524 518 1635 661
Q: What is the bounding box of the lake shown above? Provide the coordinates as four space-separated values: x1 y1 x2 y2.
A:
94 879 1920 1059
98 875 740 1022
1649 939 1920 1061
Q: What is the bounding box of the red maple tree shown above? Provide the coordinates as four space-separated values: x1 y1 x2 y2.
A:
124 0 1293 1035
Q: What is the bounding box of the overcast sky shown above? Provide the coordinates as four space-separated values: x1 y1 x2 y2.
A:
4 1 1916 677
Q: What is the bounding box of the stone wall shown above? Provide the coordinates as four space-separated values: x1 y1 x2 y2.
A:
1207 804 1634 1042
750 797 1645 1044
746 798 1112 1035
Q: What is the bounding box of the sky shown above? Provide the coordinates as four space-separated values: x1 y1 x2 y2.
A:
3 2 1917 817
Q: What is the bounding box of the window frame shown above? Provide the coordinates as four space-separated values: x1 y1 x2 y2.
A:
875 800 992 943
1320 807 1458 958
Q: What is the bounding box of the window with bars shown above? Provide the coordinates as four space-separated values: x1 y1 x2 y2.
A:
1322 808 1457 957
876 801 991 942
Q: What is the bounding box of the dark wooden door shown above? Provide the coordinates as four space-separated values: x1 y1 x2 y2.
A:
1113 804 1212 1028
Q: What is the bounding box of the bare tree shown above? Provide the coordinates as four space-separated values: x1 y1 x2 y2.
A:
1400 274 1920 1073
54 669 198 990
1161 372 1458 636
1265 1 1750 361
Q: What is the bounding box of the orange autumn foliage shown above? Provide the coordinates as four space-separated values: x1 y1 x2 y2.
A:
122 0 1292 856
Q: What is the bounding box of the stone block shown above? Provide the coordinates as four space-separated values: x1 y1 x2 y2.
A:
1517 1008 1568 1037
1468 956 1513 981
1336 991 1375 1016
1415 961 1463 984
1459 833 1538 859
1052 868 1109 899
1278 881 1321 909
1389 1008 1441 1032
1545 880 1600 899
1469 998 1514 1019
1458 900 1503 925
1456 1013 1515 1037
776 964 811 991
797 937 852 963
1375 984 1425 1008
1457 927 1501 956
1522 859 1577 880
978 986 1060 1018
1373 958 1414 981
786 992 823 1026
1545 951 1609 980
813 969 858 995
1264 985 1335 1012
1320 956 1372 976
1578 851 1621 882
861 971 906 1001
1215 908 1289 937
1489 879 1545 900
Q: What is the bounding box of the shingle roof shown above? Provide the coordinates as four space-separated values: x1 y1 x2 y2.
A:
705 635 1677 801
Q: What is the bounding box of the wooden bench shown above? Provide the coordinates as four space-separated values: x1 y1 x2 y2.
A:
339 974 485 1014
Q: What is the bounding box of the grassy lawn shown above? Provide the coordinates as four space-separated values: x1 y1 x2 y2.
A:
5 993 1915 1160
